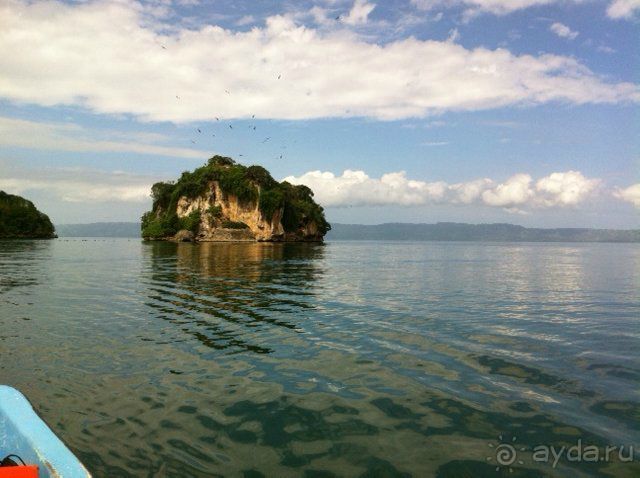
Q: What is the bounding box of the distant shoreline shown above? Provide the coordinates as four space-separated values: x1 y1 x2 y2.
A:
55 222 640 243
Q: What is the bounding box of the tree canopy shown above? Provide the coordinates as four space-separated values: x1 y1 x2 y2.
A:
0 191 56 238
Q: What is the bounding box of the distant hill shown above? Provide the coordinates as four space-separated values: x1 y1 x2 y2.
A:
55 221 640 242
326 222 640 243
55 222 140 237
0 191 56 239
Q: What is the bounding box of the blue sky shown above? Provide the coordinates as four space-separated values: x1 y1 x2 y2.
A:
0 0 638 227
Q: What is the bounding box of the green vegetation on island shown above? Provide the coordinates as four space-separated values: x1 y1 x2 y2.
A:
141 155 330 241
0 191 56 239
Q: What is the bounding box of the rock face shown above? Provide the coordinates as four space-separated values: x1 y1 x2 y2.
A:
173 229 195 242
141 156 330 242
175 182 284 241
0 191 56 239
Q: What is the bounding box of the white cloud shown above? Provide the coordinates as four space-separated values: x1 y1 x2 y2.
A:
0 0 637 123
481 173 534 207
534 170 600 207
284 169 601 211
284 169 447 206
0 166 154 203
448 178 494 203
480 171 600 208
550 22 579 40
613 183 640 207
342 0 376 25
0 116 207 158
607 0 640 18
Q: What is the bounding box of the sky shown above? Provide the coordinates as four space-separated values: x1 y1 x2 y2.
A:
0 0 638 227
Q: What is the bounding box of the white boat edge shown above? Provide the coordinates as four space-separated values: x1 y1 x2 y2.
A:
0 385 91 477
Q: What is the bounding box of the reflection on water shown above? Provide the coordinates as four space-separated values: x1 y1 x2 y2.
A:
0 239 639 477
142 242 325 354
0 240 51 295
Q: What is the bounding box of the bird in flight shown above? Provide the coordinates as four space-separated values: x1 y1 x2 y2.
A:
215 117 219 121
277 74 281 80
197 128 201 133
191 140 196 144
176 95 180 99
225 89 230 94
262 137 270 143
229 124 233 129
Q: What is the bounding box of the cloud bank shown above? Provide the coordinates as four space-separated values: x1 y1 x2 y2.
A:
0 117 206 158
284 169 608 212
1 163 636 214
0 0 637 123
0 166 154 203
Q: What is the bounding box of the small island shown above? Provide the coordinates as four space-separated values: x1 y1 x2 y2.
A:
0 191 56 239
141 156 331 242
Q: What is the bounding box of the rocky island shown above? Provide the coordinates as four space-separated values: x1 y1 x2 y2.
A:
141 156 330 242
0 191 56 239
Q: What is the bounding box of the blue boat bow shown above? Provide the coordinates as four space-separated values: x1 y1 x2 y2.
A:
0 386 90 477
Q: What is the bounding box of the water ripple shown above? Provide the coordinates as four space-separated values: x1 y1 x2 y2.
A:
1 239 639 477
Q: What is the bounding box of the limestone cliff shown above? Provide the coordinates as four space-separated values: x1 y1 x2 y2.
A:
141 156 330 242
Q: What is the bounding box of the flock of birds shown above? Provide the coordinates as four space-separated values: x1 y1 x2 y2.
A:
160 13 348 163
162 41 290 161
180 77 287 161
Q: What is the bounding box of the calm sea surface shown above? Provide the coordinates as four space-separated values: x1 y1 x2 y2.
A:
0 239 639 477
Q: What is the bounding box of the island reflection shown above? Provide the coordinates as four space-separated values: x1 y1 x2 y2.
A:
142 241 326 354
